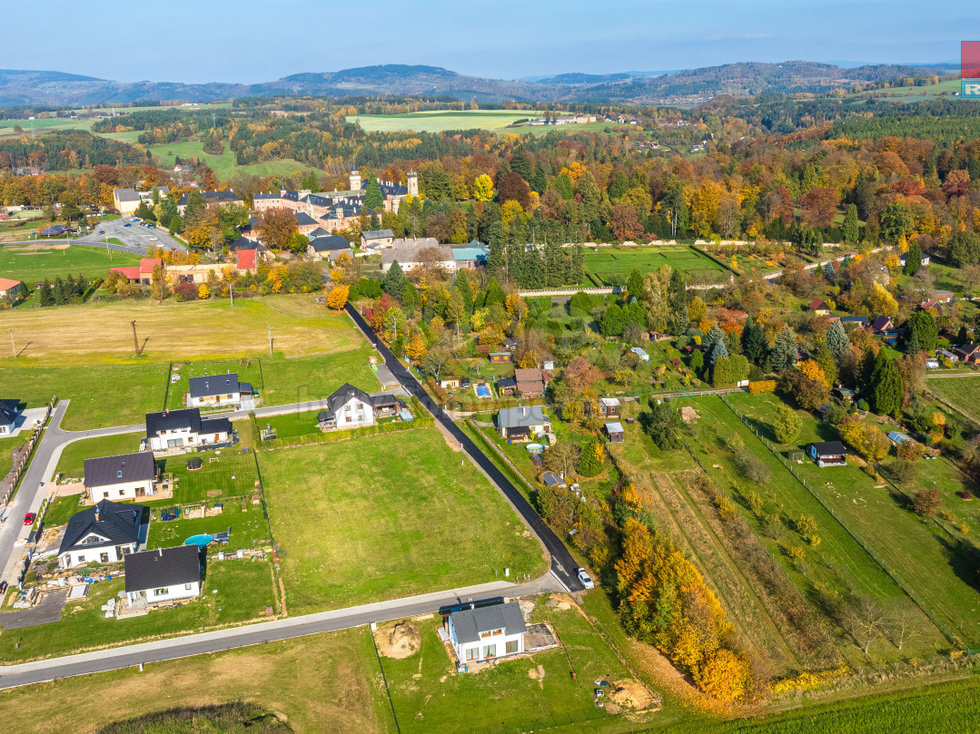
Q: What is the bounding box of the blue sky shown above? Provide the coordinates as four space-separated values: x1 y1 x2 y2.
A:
2 1 972 82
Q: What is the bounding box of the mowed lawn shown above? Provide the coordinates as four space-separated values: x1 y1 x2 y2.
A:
584 246 728 286
0 243 141 283
928 375 980 422
347 109 539 133
55 432 142 477
725 392 980 647
261 428 546 613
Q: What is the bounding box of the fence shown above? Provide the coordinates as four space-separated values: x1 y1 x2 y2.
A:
716 394 961 646
0 399 54 508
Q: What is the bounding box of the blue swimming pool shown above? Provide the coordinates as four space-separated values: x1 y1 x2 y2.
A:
476 384 491 398
184 534 213 547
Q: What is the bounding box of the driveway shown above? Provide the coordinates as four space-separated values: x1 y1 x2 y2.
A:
76 216 186 254
0 588 68 631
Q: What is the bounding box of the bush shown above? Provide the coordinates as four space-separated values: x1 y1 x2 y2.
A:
913 488 941 517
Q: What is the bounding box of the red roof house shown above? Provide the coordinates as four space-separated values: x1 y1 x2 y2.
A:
236 249 257 272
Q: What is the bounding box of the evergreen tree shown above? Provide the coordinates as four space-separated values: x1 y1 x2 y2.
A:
708 337 729 366
400 280 418 318
487 239 504 275
957 325 969 345
870 355 903 416
600 304 626 336
627 268 646 301
364 176 384 212
383 261 405 297
690 349 704 376
842 203 859 245
483 277 505 307
767 325 798 372
703 323 725 352
905 311 938 354
826 319 850 360
52 277 65 305
301 170 319 191
578 171 601 226
454 270 473 314
741 317 766 365
39 279 53 306
903 241 922 276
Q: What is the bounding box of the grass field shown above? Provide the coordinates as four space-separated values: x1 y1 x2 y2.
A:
584 246 728 286
55 433 142 478
928 376 980 423
507 120 627 137
260 429 546 613
146 140 308 179
0 433 28 480
724 392 980 648
347 109 540 133
0 243 140 283
0 560 275 662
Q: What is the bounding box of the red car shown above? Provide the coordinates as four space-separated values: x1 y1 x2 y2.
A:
23 512 36 526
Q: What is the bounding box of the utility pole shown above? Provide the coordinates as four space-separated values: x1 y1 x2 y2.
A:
267 324 272 356
8 328 14 358
131 320 140 355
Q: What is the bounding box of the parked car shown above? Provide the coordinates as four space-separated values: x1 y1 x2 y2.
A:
123 223 131 227
23 512 36 526
577 567 595 589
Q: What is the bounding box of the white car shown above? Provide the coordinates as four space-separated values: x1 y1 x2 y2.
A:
577 568 595 589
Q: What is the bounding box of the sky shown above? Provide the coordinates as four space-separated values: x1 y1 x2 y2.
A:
1 1 974 83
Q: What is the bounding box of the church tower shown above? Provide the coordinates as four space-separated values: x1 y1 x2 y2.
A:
349 168 361 192
407 171 419 197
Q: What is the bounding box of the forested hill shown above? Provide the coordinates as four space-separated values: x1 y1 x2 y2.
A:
0 61 946 107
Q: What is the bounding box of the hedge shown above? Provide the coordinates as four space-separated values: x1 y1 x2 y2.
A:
748 380 777 394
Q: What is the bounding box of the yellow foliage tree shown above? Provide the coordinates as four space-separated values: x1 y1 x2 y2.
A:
197 284 209 299
326 285 349 310
473 173 494 202
405 329 428 361
866 281 898 317
797 359 828 387
694 649 751 702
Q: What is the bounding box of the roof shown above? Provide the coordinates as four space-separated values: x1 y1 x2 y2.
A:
380 239 450 265
114 188 140 202
631 347 649 358
85 452 155 488
870 316 893 331
0 399 19 426
111 266 141 280
201 416 232 435
452 244 490 262
887 431 911 444
605 421 625 434
600 397 621 407
58 499 147 555
808 441 847 456
177 190 241 206
39 224 71 236
139 257 162 275
124 545 201 593
807 298 829 310
309 235 352 252
361 229 394 240
327 382 373 414
236 249 257 270
497 376 517 389
498 405 549 430
294 211 317 226
189 373 241 399
839 316 869 323
0 277 22 291
308 227 331 238
145 408 203 438
541 471 566 487
450 601 526 644
957 342 980 354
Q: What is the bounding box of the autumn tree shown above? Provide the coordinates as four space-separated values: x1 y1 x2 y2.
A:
259 207 299 251
912 488 941 517
772 404 802 444
326 285 349 310
643 398 682 449
473 173 494 202
544 440 581 479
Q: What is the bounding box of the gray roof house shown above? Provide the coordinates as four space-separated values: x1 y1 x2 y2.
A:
84 452 155 489
57 499 149 569
497 406 551 440
124 545 202 604
380 239 453 273
316 383 400 429
0 399 20 435
187 373 251 407
448 601 527 667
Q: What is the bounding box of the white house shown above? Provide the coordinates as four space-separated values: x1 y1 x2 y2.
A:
124 545 202 605
316 383 400 430
187 373 251 408
144 408 231 452
85 452 156 503
380 239 455 273
112 188 141 215
0 399 20 436
448 601 527 668
57 499 148 569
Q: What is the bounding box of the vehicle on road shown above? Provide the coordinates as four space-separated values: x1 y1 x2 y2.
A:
97 230 104 234
123 223 131 227
577 568 594 589
23 512 36 526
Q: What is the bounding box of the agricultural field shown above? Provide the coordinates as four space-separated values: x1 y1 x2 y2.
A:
0 560 275 662
260 428 546 613
506 120 628 136
584 245 729 286
146 140 308 179
927 375 980 423
347 109 541 133
724 392 980 648
0 243 139 283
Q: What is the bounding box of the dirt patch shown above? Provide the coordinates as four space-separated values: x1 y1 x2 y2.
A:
527 664 546 689
376 621 421 659
680 406 700 424
206 489 223 497
550 592 589 620
609 678 657 713
545 597 571 611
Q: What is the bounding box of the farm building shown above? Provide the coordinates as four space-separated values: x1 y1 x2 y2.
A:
807 441 847 468
605 421 625 443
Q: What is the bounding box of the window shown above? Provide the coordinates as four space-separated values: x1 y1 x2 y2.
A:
77 554 85 563
153 588 168 596
117 470 123 478
506 640 519 654
119 489 126 496
483 644 496 658
185 583 193 590
466 647 479 661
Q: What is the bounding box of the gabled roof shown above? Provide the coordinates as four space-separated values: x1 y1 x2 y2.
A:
870 316 894 331
807 298 829 310
808 441 847 456
361 229 394 240
308 227 331 238
498 405 549 429
145 408 202 438
327 383 374 413
450 601 526 644
236 249 257 270
39 224 71 236
605 421 625 434
85 452 155 488
309 235 352 252
0 277 22 292
113 187 140 202
176 190 241 206
189 373 241 399
110 266 141 280
139 257 162 275
124 545 201 593
294 211 317 226
201 416 232 435
0 399 19 427
59 499 147 555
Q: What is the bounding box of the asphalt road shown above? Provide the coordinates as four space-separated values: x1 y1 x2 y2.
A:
345 303 585 592
0 574 563 689
76 216 186 254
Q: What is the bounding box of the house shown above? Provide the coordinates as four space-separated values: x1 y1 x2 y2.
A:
0 399 20 436
605 421 625 443
540 471 567 488
870 316 894 334
489 352 512 364
831 387 854 404
235 249 258 274
599 397 621 417
447 601 526 668
187 373 251 408
144 408 232 452
838 316 870 327
932 290 955 304
514 368 547 398
39 224 73 237
360 229 395 250
807 298 830 315
57 499 149 569
85 452 156 503
112 187 141 214
452 241 490 270
176 190 243 215
954 342 980 364
806 441 847 467
438 377 462 390
316 383 400 430
110 257 162 285
497 406 551 441
899 253 930 267
936 348 960 363
380 239 454 273
630 347 650 363
294 211 319 236
496 376 518 397
308 235 353 262
0 277 23 302
124 545 202 606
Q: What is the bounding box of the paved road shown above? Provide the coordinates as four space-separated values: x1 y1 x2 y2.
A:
76 216 186 253
345 303 584 592
0 575 563 689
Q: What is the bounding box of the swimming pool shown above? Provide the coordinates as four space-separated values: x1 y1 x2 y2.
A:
184 534 214 547
475 384 491 398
